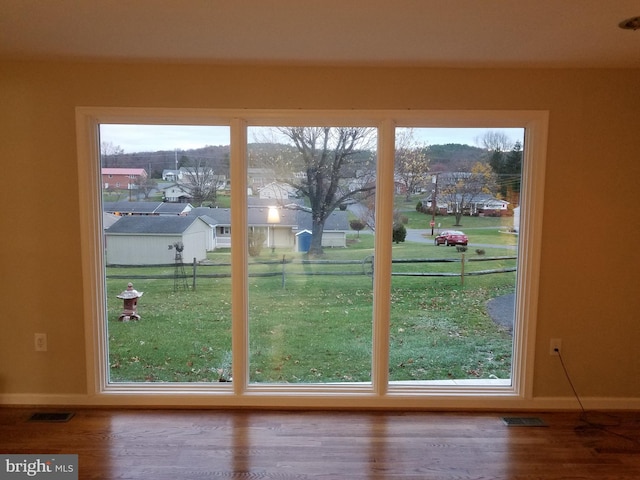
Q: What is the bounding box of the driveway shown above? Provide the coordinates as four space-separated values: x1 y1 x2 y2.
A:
486 293 515 333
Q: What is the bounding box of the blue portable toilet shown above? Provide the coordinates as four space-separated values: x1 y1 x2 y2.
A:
296 229 312 253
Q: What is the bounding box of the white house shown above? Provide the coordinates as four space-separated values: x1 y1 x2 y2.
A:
187 205 350 251
105 216 210 265
258 181 298 200
162 169 183 182
163 184 193 203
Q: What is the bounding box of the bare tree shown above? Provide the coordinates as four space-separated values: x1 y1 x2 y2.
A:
477 131 514 152
438 162 497 226
395 128 430 201
100 141 124 168
133 175 158 200
180 157 219 206
251 127 376 255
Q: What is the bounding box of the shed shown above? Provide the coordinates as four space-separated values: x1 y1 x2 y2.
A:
513 206 520 233
295 210 349 248
295 229 312 252
105 215 210 265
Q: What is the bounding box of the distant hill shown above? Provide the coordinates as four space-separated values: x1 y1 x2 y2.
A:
102 142 488 178
425 144 487 171
102 145 230 178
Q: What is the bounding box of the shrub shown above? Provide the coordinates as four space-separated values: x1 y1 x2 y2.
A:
392 223 407 244
248 230 266 257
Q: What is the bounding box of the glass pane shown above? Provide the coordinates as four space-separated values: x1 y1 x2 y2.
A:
100 124 233 383
390 127 523 385
247 126 377 384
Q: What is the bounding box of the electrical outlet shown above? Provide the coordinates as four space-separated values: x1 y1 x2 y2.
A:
549 338 561 356
35 333 47 352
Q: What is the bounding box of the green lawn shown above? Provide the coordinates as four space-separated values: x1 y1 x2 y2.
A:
107 220 516 384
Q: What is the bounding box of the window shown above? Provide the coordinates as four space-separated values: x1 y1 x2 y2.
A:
390 127 523 388
246 125 377 385
76 108 547 407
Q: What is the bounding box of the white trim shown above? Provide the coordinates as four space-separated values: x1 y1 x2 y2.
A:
3 392 639 411
76 107 548 408
373 118 395 395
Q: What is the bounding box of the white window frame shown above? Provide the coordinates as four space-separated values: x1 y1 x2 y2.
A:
76 107 548 408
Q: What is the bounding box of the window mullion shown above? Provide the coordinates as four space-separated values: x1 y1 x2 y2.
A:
230 118 249 394
372 118 395 394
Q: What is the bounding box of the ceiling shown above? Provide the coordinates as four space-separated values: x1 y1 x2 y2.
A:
1 0 639 68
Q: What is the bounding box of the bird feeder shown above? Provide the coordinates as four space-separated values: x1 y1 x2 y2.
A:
117 282 143 321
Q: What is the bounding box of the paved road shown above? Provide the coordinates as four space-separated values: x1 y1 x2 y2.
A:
405 228 517 250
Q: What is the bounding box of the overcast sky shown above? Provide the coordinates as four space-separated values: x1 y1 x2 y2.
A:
100 124 524 154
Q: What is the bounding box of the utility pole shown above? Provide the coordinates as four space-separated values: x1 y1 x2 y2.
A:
430 173 438 236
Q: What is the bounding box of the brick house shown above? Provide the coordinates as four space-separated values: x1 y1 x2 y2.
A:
102 168 148 190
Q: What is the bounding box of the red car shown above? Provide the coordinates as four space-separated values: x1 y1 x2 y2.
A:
434 230 468 246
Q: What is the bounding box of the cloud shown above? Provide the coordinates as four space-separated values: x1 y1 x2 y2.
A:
100 124 524 154
100 124 231 153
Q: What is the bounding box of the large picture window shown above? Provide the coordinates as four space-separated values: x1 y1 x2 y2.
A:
77 108 547 407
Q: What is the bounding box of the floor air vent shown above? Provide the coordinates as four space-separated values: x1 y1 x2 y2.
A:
502 417 546 427
28 412 75 422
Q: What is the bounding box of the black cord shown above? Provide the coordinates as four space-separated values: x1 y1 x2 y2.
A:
555 350 640 446
556 350 587 414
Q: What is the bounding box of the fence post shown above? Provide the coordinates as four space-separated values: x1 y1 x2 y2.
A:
460 253 465 285
282 255 286 288
192 257 197 290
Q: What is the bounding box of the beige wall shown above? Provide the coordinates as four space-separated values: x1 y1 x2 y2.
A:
1 61 638 405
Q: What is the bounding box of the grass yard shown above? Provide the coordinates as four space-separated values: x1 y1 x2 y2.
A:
106 222 517 384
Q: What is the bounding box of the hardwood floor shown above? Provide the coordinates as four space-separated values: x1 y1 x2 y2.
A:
1 408 639 479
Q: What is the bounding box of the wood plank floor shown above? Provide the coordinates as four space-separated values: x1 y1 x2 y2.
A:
1 408 639 479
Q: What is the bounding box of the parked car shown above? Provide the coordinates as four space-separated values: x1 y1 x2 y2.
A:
434 230 468 246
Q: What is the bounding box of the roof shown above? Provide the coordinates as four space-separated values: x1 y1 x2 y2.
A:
103 201 192 215
106 215 207 235
1 2 638 68
188 205 349 231
422 193 508 205
101 168 146 176
155 203 192 214
190 207 299 227
102 212 120 229
296 210 350 232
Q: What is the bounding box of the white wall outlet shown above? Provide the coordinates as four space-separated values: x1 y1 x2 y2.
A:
549 338 561 355
35 333 47 352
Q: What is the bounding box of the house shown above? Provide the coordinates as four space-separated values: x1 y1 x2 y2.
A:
2 1 639 453
161 169 182 182
188 205 349 251
162 184 193 203
422 193 510 216
247 167 276 193
258 181 298 200
104 215 210 265
475 194 510 216
295 209 350 248
189 207 231 250
101 168 147 190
